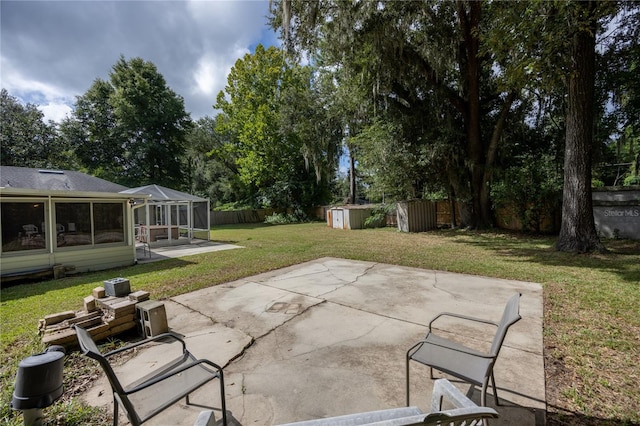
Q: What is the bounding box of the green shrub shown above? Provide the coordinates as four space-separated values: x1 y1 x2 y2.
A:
623 175 640 186
491 153 562 233
364 205 393 228
264 208 309 225
264 213 295 225
214 201 256 211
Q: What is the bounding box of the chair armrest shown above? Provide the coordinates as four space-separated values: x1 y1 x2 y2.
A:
428 312 498 332
124 357 224 395
103 332 187 358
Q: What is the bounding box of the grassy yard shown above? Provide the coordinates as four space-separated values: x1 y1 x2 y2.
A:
1 223 639 425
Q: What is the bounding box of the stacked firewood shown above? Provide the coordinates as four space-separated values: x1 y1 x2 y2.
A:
39 288 151 346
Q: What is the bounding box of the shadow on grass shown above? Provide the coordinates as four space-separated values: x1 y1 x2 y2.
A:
446 230 640 284
211 223 272 231
0 257 194 302
547 411 640 426
209 239 241 245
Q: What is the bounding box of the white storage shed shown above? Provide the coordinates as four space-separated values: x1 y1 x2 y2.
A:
327 206 375 230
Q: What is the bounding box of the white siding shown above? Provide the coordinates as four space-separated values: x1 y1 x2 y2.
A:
1 245 134 275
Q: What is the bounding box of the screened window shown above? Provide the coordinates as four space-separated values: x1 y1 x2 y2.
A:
56 203 92 247
1 202 46 252
94 203 124 244
55 201 125 247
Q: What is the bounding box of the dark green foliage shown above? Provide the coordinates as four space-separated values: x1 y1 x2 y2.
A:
596 5 640 186
185 116 249 205
264 207 309 225
214 44 339 209
624 175 640 186
491 153 562 233
364 204 394 229
0 89 72 169
60 57 191 189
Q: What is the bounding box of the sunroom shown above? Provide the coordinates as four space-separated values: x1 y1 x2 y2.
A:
121 184 210 247
0 167 147 280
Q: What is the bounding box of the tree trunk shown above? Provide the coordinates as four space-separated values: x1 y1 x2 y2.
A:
556 2 605 253
403 2 506 229
349 148 356 204
481 91 517 227
459 1 491 229
449 187 458 228
448 168 475 228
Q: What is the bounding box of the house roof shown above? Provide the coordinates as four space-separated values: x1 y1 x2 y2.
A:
120 184 207 202
0 166 128 193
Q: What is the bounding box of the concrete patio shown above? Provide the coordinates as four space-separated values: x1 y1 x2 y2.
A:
135 239 243 263
82 257 545 425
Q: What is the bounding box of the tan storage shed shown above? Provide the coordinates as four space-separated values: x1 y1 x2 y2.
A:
327 206 374 230
397 199 437 232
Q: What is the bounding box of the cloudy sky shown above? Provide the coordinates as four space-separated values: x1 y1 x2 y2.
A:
1 0 279 123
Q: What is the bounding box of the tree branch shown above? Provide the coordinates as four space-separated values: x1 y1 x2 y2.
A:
398 44 467 118
486 91 517 170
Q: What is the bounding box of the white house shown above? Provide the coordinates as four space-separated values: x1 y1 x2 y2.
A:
0 166 149 280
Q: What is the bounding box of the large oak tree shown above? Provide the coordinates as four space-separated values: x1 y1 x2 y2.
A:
61 56 191 188
271 0 517 228
555 1 606 253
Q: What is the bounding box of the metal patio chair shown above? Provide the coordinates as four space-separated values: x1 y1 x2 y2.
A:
134 225 151 258
74 325 227 426
406 293 521 407
22 224 38 238
276 378 498 426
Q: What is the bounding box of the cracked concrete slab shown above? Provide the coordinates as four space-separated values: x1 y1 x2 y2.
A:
223 302 428 425
247 258 378 298
81 257 544 426
172 281 325 339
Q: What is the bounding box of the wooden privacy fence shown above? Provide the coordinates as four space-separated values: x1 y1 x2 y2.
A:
211 207 330 225
210 204 457 228
210 209 278 225
209 200 570 235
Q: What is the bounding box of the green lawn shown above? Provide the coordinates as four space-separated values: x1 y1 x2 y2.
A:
1 223 639 425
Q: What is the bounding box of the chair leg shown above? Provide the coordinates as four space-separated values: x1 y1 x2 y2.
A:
219 372 228 426
481 384 491 426
113 395 119 426
490 373 500 406
405 356 411 406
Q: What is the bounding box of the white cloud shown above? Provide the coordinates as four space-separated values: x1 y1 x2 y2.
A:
193 57 218 96
39 103 73 123
0 0 278 121
192 44 249 95
0 58 75 121
1 60 65 100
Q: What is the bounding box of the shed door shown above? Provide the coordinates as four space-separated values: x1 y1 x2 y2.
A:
332 209 344 229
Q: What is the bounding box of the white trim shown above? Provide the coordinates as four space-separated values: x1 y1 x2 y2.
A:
1 187 148 200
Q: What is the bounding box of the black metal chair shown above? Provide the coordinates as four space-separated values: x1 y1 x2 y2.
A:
74 325 227 426
406 293 521 407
